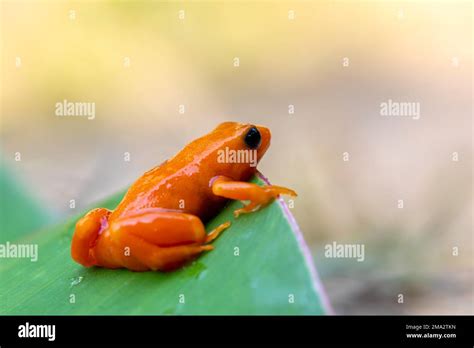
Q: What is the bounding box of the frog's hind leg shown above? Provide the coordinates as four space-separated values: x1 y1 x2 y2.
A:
109 210 230 271
71 208 111 267
110 210 230 247
117 232 214 271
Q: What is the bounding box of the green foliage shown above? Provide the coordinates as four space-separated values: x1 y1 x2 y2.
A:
0 175 328 315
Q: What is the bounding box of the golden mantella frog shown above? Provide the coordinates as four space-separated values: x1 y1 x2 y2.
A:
71 122 296 271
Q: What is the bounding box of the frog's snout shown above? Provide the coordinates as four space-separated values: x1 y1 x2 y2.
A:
256 125 271 159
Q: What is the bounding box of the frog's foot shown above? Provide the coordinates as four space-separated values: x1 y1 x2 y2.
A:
106 210 230 271
71 208 111 267
211 176 297 218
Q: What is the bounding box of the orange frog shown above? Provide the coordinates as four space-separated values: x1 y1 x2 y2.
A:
71 122 296 271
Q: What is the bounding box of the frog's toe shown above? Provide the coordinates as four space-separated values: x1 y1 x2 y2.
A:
205 221 231 243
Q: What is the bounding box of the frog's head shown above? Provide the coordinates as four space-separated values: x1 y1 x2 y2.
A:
212 121 271 163
176 121 271 182
189 121 272 181
194 122 271 181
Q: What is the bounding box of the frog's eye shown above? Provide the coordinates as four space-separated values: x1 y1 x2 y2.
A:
244 126 261 149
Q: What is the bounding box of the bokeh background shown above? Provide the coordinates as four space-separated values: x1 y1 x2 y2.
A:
1 1 472 314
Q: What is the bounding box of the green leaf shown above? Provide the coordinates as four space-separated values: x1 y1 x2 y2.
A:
0 174 330 315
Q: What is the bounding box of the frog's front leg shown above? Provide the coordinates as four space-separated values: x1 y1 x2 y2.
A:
95 210 230 271
211 176 297 217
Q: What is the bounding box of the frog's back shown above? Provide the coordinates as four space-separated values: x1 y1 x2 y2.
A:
109 122 260 222
111 156 227 222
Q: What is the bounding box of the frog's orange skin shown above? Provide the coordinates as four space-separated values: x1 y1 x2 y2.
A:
71 122 296 271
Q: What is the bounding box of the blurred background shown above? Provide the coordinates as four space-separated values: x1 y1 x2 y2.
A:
1 1 472 314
